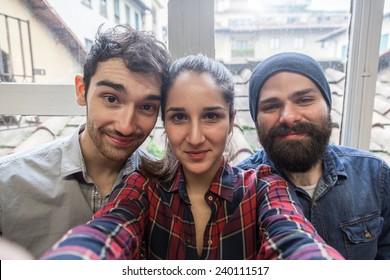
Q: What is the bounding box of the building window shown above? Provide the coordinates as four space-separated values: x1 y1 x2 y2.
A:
270 37 280 50
125 5 131 27
135 12 140 30
81 0 92 8
100 0 107 17
287 17 299 24
231 40 254 57
114 0 120 23
0 50 13 82
380 33 389 54
85 39 93 52
239 40 249 48
341 45 348 62
294 37 304 49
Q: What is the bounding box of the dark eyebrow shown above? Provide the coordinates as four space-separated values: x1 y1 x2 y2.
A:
166 107 184 113
166 105 226 113
144 94 161 102
259 96 280 105
204 106 226 112
96 80 161 101
292 88 319 98
259 88 319 105
96 80 125 93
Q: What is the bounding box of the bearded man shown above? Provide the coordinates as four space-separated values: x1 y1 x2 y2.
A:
237 52 390 260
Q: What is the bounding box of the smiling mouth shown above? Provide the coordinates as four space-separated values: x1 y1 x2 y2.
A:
186 150 209 160
107 134 139 147
280 132 306 140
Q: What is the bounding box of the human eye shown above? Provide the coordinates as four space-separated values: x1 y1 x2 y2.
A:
139 104 158 115
103 95 120 105
172 113 187 123
297 96 315 105
260 103 279 112
204 112 219 121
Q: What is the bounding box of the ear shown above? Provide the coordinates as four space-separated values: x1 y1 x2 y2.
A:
229 110 236 134
75 75 87 106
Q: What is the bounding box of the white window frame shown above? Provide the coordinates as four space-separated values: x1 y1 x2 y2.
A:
341 0 384 150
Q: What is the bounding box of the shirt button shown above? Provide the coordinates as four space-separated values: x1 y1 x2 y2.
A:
364 229 372 239
207 195 213 201
186 239 192 244
208 240 213 245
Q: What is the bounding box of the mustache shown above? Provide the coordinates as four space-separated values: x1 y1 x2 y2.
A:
268 122 319 138
101 128 144 139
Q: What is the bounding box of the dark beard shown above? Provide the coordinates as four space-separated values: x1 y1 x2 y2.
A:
257 114 333 173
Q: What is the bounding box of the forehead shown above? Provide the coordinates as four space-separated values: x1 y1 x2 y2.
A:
93 58 160 89
259 71 322 99
94 58 126 73
173 71 216 87
167 71 226 104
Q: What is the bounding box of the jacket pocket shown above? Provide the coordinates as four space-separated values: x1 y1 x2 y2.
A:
340 212 383 259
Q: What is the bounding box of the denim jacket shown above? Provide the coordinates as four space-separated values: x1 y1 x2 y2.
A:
236 144 390 259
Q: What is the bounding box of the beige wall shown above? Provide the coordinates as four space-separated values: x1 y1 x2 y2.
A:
1 0 83 84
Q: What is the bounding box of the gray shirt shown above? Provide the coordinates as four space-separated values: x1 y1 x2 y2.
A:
0 124 149 258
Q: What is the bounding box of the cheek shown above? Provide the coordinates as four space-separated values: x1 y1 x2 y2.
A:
207 125 230 144
305 105 328 122
165 125 182 145
87 108 107 124
257 114 275 131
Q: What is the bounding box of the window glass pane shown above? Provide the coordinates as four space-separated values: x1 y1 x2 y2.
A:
81 0 92 8
125 5 131 27
100 0 108 17
372 0 390 164
135 13 140 30
114 0 120 23
215 0 351 152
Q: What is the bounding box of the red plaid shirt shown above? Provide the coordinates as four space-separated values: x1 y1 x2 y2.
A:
42 160 343 260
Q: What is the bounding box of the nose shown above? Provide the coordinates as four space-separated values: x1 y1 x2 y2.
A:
186 120 205 146
279 103 302 127
115 106 137 136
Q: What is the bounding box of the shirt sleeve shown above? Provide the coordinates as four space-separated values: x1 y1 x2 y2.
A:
255 164 344 260
41 173 149 260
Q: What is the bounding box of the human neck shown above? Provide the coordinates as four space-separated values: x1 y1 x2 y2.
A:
183 158 223 196
283 162 323 187
185 172 214 196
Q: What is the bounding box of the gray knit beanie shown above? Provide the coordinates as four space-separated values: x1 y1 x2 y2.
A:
248 52 332 122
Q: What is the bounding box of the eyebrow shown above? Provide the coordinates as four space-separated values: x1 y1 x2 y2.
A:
292 88 319 98
260 87 318 104
145 94 162 102
259 96 280 105
166 105 226 113
96 80 125 93
96 79 161 101
204 106 226 111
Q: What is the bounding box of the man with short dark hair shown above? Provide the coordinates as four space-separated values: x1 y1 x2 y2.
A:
0 25 171 258
237 52 390 259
